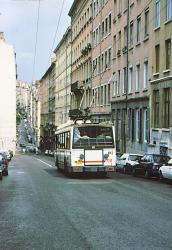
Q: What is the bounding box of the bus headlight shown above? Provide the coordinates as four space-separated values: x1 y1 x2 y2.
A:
79 154 84 160
104 153 109 160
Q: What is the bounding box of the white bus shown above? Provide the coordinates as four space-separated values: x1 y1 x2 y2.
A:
54 119 116 175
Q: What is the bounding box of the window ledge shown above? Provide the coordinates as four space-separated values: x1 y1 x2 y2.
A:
129 46 134 51
153 72 160 77
164 19 172 25
130 1 134 7
154 26 160 31
143 36 149 42
136 42 141 47
123 8 127 14
163 69 170 74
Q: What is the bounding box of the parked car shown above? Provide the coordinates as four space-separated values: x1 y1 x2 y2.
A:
132 154 171 178
116 153 143 174
0 152 9 176
0 150 11 161
0 154 4 180
159 159 172 180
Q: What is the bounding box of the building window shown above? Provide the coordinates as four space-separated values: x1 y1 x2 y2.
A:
117 70 120 95
113 73 117 96
124 26 127 47
135 109 140 142
104 85 107 105
118 31 121 51
113 35 117 58
123 67 127 94
118 0 122 15
137 15 141 43
108 48 111 67
154 90 159 127
105 51 108 70
114 0 117 18
129 66 133 93
107 84 110 104
101 86 103 105
130 21 134 47
143 60 148 89
166 0 172 21
165 39 171 69
143 109 148 142
164 88 170 128
105 17 108 35
155 0 161 28
155 44 160 72
136 64 140 91
109 13 112 33
102 21 105 38
145 8 149 37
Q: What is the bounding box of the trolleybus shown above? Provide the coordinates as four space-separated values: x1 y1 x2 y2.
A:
54 119 116 175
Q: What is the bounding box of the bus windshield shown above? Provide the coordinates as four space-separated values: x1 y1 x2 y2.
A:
73 126 114 148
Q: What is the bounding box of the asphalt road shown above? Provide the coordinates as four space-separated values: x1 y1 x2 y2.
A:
0 154 172 250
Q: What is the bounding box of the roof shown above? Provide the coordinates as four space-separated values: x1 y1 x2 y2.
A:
54 27 71 53
68 0 79 16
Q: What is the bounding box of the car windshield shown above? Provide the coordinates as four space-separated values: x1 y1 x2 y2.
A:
73 126 114 148
129 155 142 161
153 155 170 164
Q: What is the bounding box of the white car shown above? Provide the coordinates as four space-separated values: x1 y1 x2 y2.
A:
159 159 172 180
116 153 143 174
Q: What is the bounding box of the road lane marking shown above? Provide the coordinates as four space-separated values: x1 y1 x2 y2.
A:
37 159 54 168
67 181 113 185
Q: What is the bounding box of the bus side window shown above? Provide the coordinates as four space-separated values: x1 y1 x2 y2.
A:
66 132 70 149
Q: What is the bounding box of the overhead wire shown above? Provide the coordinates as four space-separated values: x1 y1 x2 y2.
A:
32 0 41 83
46 0 65 69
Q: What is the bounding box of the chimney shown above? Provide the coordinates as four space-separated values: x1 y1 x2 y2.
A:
0 32 5 41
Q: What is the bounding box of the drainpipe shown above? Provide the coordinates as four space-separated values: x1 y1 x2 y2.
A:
123 0 129 153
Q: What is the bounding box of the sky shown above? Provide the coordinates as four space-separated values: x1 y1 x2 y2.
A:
0 0 74 83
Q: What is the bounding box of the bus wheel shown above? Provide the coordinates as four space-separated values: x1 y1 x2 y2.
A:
55 157 60 171
64 159 68 173
99 172 107 178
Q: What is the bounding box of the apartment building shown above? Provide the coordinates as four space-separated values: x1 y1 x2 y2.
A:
54 27 71 126
16 80 30 116
149 0 172 157
69 0 92 114
91 0 114 122
111 0 153 154
0 32 16 152
39 61 56 151
30 81 41 146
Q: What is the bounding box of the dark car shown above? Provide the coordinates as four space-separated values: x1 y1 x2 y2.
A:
0 152 9 176
132 154 171 178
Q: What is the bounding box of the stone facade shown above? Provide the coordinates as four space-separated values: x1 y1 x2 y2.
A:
149 0 172 157
69 0 92 113
0 32 16 153
111 0 153 154
54 28 71 126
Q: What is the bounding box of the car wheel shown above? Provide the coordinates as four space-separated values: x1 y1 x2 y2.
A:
159 171 164 181
132 168 136 177
123 166 127 174
0 172 2 180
